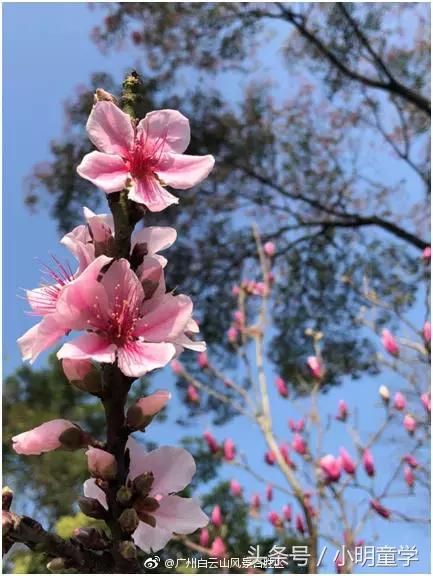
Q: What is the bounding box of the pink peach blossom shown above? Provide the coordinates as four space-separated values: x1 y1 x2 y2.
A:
421 393 431 412
233 310 244 325
263 241 276 257
230 479 242 497
203 431 219 454
187 385 200 404
64 207 178 268
56 256 202 377
77 102 215 211
86 447 117 480
307 356 324 380
292 433 307 455
288 418 304 432
171 359 184 375
210 536 226 557
339 448 356 475
279 443 296 469
223 439 235 461
199 527 209 547
12 420 77 455
275 376 289 398
84 437 207 553
403 454 419 468
227 326 238 343
403 414 417 434
370 499 390 519
251 494 261 509
197 351 209 369
17 248 97 364
282 504 292 522
265 450 276 465
404 465 415 488
422 246 431 263
266 485 273 502
381 329 399 356
211 505 223 528
319 454 341 482
268 511 282 528
336 400 348 421
363 449 375 477
423 321 431 343
295 514 305 535
393 392 406 411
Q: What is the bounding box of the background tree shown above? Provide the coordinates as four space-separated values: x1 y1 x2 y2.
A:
26 2 430 401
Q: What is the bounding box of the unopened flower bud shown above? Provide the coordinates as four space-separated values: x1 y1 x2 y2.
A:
263 241 276 257
132 472 154 496
73 527 109 550
78 496 107 519
116 486 133 506
119 508 139 534
47 558 67 573
62 359 103 395
134 495 160 513
126 390 171 430
2 486 13 511
119 540 137 560
86 447 117 480
58 426 87 451
94 88 118 104
379 385 390 403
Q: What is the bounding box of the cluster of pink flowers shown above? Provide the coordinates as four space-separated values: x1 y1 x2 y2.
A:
19 208 205 377
12 97 216 556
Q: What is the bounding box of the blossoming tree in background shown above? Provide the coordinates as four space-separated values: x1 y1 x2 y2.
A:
4 74 215 573
169 227 430 574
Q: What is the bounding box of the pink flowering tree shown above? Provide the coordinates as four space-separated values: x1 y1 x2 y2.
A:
4 74 215 573
169 228 430 573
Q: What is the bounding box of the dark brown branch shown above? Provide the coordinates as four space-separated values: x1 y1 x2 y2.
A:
273 3 430 115
3 512 113 573
230 161 429 250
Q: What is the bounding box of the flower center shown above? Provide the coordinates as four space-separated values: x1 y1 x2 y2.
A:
129 134 168 180
106 284 141 345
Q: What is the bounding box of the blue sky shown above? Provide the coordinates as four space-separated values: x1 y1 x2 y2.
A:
3 4 430 573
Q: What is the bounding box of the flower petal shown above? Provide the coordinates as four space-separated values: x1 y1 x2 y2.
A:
57 333 116 364
137 110 190 154
132 521 172 553
156 154 215 189
117 341 175 377
135 294 193 341
86 101 134 155
83 478 108 510
55 256 112 330
99 259 144 314
132 227 177 255
83 207 114 244
18 317 67 363
126 439 196 495
137 257 166 299
128 177 179 212
77 151 129 194
155 495 208 534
